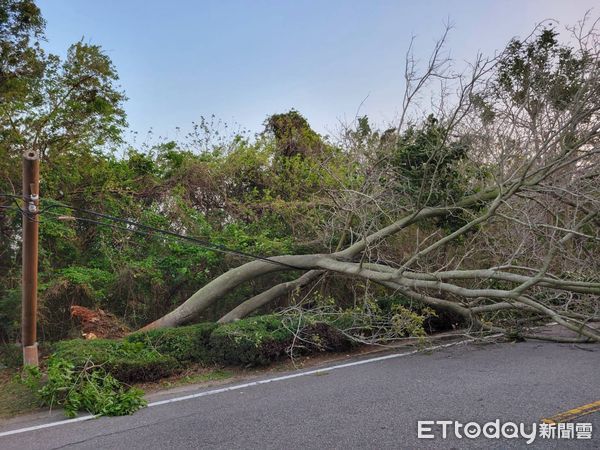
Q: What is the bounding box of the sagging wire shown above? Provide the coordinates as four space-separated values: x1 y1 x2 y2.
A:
0 193 304 270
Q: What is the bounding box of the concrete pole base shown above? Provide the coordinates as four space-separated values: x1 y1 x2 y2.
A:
23 343 39 366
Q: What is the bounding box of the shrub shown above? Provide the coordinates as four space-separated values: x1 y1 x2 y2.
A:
209 314 353 366
0 289 20 343
51 339 180 382
22 356 147 418
209 315 296 366
0 343 22 369
300 322 353 352
126 322 217 363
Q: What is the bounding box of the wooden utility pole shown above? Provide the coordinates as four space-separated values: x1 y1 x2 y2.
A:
22 150 40 366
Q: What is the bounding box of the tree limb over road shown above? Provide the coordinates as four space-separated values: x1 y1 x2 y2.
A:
142 19 600 343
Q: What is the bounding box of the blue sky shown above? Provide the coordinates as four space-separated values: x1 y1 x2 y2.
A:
37 0 597 141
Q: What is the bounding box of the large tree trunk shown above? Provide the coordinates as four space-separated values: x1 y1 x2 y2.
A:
218 270 324 323
141 21 600 344
141 187 502 330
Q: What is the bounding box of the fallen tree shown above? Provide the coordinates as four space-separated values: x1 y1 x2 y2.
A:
142 19 600 342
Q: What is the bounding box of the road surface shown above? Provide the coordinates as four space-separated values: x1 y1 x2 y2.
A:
1 340 599 449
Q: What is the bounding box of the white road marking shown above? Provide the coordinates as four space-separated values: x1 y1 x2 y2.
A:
0 414 97 437
147 337 479 407
0 336 491 438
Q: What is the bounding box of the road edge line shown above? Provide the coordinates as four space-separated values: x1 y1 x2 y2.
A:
1 335 492 438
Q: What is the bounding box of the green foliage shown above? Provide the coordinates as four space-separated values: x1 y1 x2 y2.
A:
289 293 440 343
381 115 491 232
158 369 233 389
58 267 115 299
0 1 45 104
264 109 323 158
209 314 353 366
1 2 587 349
0 288 20 342
0 3 351 335
497 27 587 112
390 304 436 338
22 357 146 418
299 321 354 352
126 322 217 363
390 115 471 207
210 315 295 366
0 107 349 334
51 339 180 382
0 371 39 418
471 26 591 129
0 343 21 368
0 14 126 164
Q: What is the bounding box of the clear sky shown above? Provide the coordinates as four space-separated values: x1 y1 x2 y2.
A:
37 0 597 141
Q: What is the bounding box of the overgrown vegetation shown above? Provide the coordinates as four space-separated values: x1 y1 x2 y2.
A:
1 0 599 418
22 357 147 418
126 322 217 363
210 315 308 366
0 370 39 418
0 2 440 344
51 339 180 382
14 313 390 417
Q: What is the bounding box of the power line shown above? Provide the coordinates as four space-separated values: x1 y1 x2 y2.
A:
0 193 304 270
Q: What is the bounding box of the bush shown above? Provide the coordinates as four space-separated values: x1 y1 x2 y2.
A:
209 315 296 366
51 339 180 382
22 356 147 418
126 322 217 363
209 314 353 366
0 343 22 369
0 288 21 343
301 322 353 352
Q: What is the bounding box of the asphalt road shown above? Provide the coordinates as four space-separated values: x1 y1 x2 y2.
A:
1 340 599 449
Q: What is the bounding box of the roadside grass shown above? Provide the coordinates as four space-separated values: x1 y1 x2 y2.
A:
0 369 39 419
152 367 233 390
0 332 459 420
0 315 451 420
0 366 235 420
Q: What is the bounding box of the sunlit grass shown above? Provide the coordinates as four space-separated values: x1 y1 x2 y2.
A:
0 370 40 418
157 369 233 389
